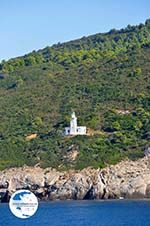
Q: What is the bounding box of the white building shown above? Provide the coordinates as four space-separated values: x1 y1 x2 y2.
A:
65 112 86 136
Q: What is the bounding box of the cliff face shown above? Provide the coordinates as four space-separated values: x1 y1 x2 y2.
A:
0 156 150 202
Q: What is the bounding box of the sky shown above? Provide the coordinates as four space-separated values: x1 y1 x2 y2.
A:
0 0 150 61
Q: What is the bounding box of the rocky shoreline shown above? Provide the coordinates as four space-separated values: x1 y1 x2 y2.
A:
0 156 150 202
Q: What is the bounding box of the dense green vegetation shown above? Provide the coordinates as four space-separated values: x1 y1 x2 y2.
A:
0 19 150 170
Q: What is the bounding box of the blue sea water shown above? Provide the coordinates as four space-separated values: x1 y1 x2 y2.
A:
0 200 150 226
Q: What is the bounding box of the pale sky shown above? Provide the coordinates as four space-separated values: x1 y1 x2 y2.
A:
0 0 150 61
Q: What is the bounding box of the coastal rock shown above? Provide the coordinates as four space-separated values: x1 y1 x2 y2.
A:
0 156 150 202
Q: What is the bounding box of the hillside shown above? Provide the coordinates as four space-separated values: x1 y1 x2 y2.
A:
0 19 150 170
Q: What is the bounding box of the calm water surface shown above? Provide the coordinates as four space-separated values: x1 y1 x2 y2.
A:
0 200 150 226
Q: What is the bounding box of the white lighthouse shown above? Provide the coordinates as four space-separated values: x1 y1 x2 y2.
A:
70 112 77 134
65 112 86 136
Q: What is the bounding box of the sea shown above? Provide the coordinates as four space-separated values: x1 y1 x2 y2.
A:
1 200 150 226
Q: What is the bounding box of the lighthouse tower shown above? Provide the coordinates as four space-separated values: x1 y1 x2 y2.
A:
70 112 77 134
65 112 86 136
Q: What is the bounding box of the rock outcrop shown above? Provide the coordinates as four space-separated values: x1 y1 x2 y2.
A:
0 156 150 202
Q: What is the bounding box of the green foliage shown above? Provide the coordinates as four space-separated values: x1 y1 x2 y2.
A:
0 19 150 170
1 19 150 73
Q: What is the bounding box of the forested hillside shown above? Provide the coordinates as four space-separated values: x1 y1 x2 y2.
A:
0 19 150 170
